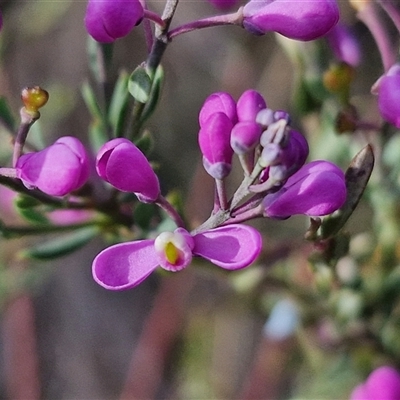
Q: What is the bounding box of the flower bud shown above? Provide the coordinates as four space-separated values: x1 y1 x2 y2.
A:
236 89 267 122
242 0 340 41
376 64 400 128
21 86 49 119
263 160 346 219
16 136 90 197
198 112 234 179
96 138 160 203
199 92 237 127
206 0 239 9
84 0 144 43
230 121 262 155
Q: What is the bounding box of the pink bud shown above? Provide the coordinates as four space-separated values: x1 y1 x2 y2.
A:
198 112 234 179
199 92 237 127
206 0 240 9
243 0 340 41
230 121 262 154
377 64 400 128
236 89 267 122
16 136 90 197
96 138 160 203
84 0 144 43
263 160 346 218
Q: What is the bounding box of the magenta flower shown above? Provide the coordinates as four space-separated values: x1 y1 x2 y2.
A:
230 121 262 155
16 136 90 197
96 138 160 203
84 0 144 43
242 0 340 41
326 24 361 67
263 160 346 218
351 366 400 400
377 64 400 128
93 224 262 290
236 89 267 122
199 92 237 127
198 112 234 179
207 0 240 9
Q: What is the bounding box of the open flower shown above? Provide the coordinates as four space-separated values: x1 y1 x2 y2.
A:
96 138 160 203
16 136 90 197
350 366 400 400
242 0 340 41
263 160 346 218
84 0 144 43
93 224 262 290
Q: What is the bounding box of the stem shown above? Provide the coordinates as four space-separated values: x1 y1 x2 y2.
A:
143 9 166 28
12 109 38 167
223 202 264 225
155 195 185 228
168 8 244 40
357 2 396 71
215 178 228 210
377 0 400 34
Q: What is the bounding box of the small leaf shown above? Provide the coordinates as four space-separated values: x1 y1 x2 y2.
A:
22 226 98 260
321 144 374 239
134 130 154 155
81 81 103 122
14 194 42 209
140 65 164 123
128 65 152 103
88 120 109 154
108 71 131 137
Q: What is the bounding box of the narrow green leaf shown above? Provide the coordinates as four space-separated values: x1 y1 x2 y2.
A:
128 65 152 103
14 194 42 209
320 144 375 239
22 226 98 260
140 65 164 124
108 71 131 137
81 81 103 122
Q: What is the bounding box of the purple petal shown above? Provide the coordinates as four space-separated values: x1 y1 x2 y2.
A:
264 160 346 218
236 89 267 122
365 366 400 399
92 240 159 290
243 0 339 41
193 224 262 270
199 92 237 126
350 384 370 400
84 0 144 43
231 121 262 154
96 138 160 202
378 65 400 128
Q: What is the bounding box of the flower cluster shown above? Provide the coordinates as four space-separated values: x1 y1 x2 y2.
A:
91 90 346 290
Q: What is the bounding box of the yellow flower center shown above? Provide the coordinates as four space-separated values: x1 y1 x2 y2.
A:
165 241 179 264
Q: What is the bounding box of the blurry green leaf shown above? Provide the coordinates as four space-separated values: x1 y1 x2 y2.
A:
0 97 16 131
14 194 42 209
108 71 131 137
134 130 154 155
22 226 98 260
133 202 156 231
88 120 109 154
128 65 152 103
81 81 103 122
140 65 164 123
321 145 374 239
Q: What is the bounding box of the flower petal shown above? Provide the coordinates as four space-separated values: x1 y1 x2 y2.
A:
193 224 262 270
92 240 159 290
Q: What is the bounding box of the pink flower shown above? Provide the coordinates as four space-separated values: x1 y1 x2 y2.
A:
230 121 262 155
263 160 346 218
350 366 400 400
84 0 144 43
199 92 237 127
206 0 240 10
96 138 160 203
198 112 234 179
92 224 262 290
376 64 400 128
242 0 340 41
16 136 90 197
236 89 267 122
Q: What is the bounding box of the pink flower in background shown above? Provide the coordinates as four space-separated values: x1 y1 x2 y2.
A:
263 160 346 218
327 24 361 67
92 224 262 290
84 0 144 43
96 138 160 203
350 366 400 400
16 136 90 197
376 64 400 128
242 0 340 41
206 0 240 10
